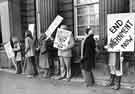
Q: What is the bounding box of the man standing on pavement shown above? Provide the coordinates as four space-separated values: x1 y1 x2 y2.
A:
57 25 75 81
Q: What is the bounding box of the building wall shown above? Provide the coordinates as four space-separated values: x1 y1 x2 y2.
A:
9 0 22 40
130 0 135 12
58 0 130 63
39 0 58 33
0 0 22 42
20 0 36 36
58 0 73 31
0 0 22 68
0 1 10 43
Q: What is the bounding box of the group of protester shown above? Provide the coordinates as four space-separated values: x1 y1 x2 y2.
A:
10 24 124 90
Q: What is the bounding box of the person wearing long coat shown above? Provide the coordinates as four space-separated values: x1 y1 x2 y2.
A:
80 28 96 87
24 30 35 78
38 34 50 78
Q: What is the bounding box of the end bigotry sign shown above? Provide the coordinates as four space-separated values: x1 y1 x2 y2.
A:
107 13 135 52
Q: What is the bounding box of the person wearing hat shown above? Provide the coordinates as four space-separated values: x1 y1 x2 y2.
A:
80 28 96 87
57 25 75 81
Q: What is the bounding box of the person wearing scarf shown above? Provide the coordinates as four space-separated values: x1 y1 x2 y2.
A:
80 28 96 87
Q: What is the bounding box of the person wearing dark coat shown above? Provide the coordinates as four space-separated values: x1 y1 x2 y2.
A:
80 28 96 87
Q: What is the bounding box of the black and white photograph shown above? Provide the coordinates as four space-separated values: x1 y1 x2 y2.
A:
0 0 135 94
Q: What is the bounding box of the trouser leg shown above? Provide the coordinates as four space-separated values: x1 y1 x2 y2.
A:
31 56 38 75
112 57 123 90
112 76 121 90
90 71 95 84
106 63 116 86
82 70 95 87
59 56 66 77
64 57 71 78
54 58 59 75
16 61 22 74
106 74 115 86
86 71 95 86
81 69 87 83
43 68 50 78
11 58 17 72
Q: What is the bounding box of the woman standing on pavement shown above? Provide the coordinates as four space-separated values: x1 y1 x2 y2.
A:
38 34 51 78
80 28 96 87
12 37 22 74
24 30 35 78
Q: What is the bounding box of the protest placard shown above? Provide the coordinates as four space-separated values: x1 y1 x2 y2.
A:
28 24 35 37
4 41 15 58
53 28 72 50
45 15 63 38
107 13 135 52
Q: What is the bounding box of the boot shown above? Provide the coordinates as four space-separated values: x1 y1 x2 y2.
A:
112 76 121 90
106 74 115 87
90 71 95 85
85 71 95 87
16 62 22 74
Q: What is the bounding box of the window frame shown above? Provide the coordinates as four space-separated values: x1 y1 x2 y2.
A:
74 0 99 39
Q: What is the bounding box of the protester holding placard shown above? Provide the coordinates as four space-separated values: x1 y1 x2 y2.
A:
105 13 134 90
56 25 75 81
12 37 22 74
38 34 51 78
5 39 17 72
80 28 96 87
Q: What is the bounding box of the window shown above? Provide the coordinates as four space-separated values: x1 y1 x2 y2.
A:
74 0 99 39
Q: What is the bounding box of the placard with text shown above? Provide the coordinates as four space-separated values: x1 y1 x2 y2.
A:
107 13 135 52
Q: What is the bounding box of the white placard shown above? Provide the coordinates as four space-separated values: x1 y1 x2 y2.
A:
45 15 64 38
54 28 72 50
28 24 35 37
107 13 135 52
4 42 15 58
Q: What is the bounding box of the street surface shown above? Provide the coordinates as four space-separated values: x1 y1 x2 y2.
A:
0 71 134 94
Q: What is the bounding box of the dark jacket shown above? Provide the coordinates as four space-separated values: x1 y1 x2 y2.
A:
80 34 96 71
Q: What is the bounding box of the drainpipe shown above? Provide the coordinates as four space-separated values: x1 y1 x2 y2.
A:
35 0 41 39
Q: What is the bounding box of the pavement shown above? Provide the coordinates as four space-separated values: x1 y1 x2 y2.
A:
0 71 134 94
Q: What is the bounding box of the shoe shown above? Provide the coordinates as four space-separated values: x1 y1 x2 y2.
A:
112 76 121 90
16 71 21 74
26 75 34 78
106 74 115 87
86 83 95 87
66 78 71 82
57 76 65 80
